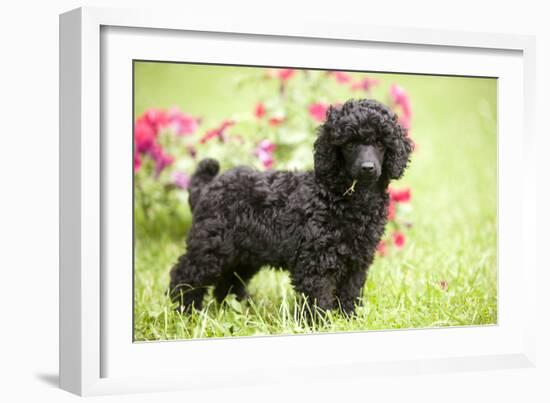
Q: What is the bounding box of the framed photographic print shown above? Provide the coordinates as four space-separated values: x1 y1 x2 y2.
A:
60 6 537 396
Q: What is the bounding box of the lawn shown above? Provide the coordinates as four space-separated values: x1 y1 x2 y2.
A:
133 63 497 341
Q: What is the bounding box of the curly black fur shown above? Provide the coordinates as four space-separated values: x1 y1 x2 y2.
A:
169 99 413 314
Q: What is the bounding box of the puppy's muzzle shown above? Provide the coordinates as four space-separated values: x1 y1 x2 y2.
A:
360 161 376 176
358 160 380 182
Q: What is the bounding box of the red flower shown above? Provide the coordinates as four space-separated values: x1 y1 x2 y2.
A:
351 77 380 92
200 129 221 144
308 102 329 122
199 120 235 144
254 103 266 119
328 71 352 84
390 188 411 203
136 107 199 140
135 107 199 155
387 201 396 220
393 231 406 248
376 240 387 256
268 117 285 126
134 118 156 153
277 69 296 81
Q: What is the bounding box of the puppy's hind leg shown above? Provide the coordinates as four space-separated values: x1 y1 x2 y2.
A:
213 265 258 304
168 253 222 313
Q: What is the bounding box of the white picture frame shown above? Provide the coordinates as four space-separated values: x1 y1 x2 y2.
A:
59 6 537 396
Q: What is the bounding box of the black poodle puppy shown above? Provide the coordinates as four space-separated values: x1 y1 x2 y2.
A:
169 99 413 315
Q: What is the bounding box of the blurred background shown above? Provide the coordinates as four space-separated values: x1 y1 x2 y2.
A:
133 62 497 340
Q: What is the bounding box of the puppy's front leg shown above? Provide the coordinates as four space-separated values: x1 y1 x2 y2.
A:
336 268 367 315
292 270 338 312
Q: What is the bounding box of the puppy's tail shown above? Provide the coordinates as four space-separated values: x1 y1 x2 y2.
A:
188 158 220 211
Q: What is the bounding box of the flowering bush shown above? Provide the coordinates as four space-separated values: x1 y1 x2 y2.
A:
134 68 414 254
376 186 413 256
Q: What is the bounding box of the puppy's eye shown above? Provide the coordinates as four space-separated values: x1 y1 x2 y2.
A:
375 140 385 150
343 143 355 151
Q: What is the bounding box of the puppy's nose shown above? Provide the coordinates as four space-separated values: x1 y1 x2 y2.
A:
361 161 375 175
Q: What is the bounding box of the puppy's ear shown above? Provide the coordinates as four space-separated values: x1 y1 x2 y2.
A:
321 104 344 142
325 104 342 124
383 122 413 180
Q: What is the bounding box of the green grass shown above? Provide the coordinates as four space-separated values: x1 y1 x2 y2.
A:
133 64 497 341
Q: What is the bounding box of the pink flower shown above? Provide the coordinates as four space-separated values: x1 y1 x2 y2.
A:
390 84 412 129
136 107 199 139
393 231 406 248
172 171 190 190
149 144 174 177
168 109 199 136
257 139 276 154
328 71 352 84
142 108 169 131
351 77 380 92
390 188 411 203
255 139 276 170
135 108 199 155
277 69 295 81
134 153 141 172
133 107 199 178
254 103 266 119
308 102 329 122
199 120 235 144
157 154 174 177
257 151 274 169
389 84 409 108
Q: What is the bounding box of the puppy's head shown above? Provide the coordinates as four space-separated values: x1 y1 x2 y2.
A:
339 139 385 186
314 99 412 192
